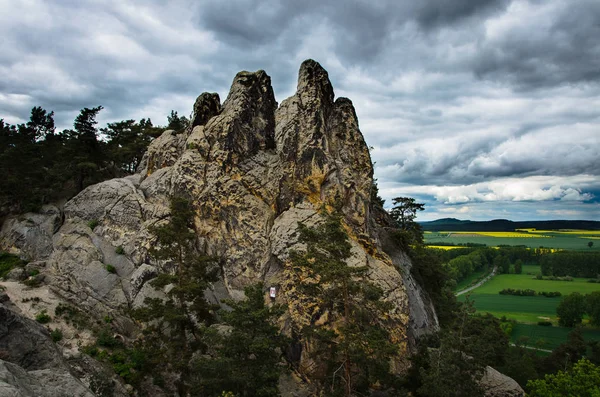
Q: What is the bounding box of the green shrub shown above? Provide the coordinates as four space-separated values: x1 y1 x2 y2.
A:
22 276 41 287
81 344 99 357
88 219 99 230
537 321 552 326
115 246 125 255
35 310 51 324
28 269 39 277
55 304 91 329
0 252 25 278
97 328 121 348
105 264 117 274
51 328 63 342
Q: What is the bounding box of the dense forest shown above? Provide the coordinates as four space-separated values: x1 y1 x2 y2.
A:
0 106 188 218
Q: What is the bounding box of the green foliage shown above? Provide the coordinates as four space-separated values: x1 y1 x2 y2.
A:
22 276 41 287
390 197 425 246
35 310 51 324
167 110 189 132
527 358 600 397
88 219 99 230
514 259 523 274
557 293 586 327
105 264 116 274
588 291 600 327
415 303 487 397
115 245 125 255
51 328 63 342
370 179 385 208
96 327 122 348
500 346 539 388
193 283 287 397
55 303 91 329
585 291 600 327
101 118 159 173
0 251 24 278
1 106 160 216
409 246 460 327
290 211 399 396
132 196 219 394
540 251 600 278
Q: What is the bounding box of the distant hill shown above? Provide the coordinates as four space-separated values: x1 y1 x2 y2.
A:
420 218 600 231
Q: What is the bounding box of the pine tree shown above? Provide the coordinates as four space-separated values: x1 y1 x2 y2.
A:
290 211 398 396
416 300 485 397
193 283 287 397
133 196 219 394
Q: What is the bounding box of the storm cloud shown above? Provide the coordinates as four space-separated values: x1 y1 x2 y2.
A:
0 0 598 220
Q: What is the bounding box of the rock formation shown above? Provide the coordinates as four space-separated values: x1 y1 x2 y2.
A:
1 60 451 393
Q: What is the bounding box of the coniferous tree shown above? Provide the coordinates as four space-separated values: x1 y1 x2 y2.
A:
290 211 398 396
193 283 287 397
133 196 219 394
167 110 189 132
416 300 485 397
102 118 157 173
65 106 105 191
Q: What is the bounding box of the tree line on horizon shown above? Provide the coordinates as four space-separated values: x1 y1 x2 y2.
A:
0 106 189 217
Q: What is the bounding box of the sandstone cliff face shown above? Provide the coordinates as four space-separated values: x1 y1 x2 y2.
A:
1 60 440 384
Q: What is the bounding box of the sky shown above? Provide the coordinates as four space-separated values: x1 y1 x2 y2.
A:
1 0 599 221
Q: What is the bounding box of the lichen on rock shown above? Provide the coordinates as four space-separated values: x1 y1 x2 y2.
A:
0 59 441 391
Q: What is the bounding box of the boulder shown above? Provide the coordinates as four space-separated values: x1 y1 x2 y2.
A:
0 205 62 260
0 306 94 396
482 365 525 397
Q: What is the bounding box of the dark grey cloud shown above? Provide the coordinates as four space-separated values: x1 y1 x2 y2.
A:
472 0 600 88
0 0 599 220
414 0 510 29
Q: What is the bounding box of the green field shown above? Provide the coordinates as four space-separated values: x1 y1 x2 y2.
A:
425 231 600 251
510 323 600 351
461 264 600 324
459 294 560 323
474 265 600 295
454 267 489 291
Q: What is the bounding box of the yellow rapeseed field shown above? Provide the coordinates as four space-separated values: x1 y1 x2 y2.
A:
447 231 551 238
517 229 600 236
425 245 466 250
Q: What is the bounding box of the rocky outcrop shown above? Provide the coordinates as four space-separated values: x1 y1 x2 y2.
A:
0 305 94 397
0 205 61 260
481 365 525 397
0 60 441 390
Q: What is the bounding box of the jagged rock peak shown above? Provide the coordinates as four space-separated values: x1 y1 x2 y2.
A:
297 59 335 106
191 92 221 128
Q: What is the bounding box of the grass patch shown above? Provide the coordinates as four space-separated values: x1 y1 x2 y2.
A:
88 219 99 230
115 246 125 255
460 294 561 324
55 303 91 330
472 268 600 296
105 264 117 274
510 323 600 351
461 265 600 323
0 252 25 278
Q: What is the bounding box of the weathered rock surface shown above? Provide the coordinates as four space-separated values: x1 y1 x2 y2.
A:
482 365 525 397
0 205 61 260
0 306 94 397
0 60 444 392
